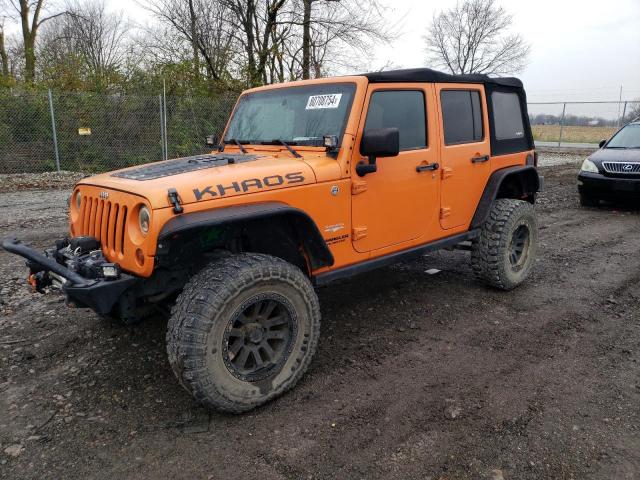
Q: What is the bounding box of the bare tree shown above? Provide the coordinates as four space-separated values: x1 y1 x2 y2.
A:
38 0 128 89
626 100 640 123
65 0 128 80
285 0 391 80
138 0 391 87
425 0 530 76
3 0 65 81
220 0 288 86
140 0 236 83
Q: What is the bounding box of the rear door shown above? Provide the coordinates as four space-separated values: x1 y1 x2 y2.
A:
351 84 440 252
436 84 491 229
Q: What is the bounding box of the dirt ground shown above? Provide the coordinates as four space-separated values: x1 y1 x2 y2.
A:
1 157 639 480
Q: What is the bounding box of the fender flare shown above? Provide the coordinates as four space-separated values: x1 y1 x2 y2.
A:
158 202 334 270
470 165 540 229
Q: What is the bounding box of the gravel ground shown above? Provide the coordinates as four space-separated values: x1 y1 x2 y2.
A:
0 172 87 194
1 156 639 479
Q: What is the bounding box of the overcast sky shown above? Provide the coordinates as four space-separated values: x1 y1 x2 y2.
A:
382 0 640 104
7 0 640 104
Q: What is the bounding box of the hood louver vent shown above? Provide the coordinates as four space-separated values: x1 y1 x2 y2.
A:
112 153 261 181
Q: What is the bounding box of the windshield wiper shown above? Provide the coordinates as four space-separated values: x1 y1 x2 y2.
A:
223 138 248 154
262 139 302 158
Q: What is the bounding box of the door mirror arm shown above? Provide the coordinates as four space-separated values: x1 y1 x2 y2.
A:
356 155 378 177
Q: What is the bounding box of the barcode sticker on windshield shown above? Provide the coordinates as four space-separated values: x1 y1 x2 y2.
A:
306 94 342 110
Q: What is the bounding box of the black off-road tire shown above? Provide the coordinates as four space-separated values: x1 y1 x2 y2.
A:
166 253 320 413
471 198 538 291
579 193 599 207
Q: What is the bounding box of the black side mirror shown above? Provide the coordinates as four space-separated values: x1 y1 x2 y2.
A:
357 128 400 176
598 139 607 148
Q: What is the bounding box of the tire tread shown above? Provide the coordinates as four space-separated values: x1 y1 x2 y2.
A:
471 198 537 291
166 253 320 413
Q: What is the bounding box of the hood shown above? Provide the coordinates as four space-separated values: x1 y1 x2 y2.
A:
78 150 339 209
589 148 640 164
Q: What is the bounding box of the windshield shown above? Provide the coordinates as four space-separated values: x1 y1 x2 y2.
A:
606 124 640 148
224 83 356 147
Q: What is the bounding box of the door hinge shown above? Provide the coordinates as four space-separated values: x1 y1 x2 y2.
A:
440 207 452 219
441 167 454 180
352 226 368 241
351 180 367 195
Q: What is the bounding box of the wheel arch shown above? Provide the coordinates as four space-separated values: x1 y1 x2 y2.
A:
470 165 540 229
157 202 334 274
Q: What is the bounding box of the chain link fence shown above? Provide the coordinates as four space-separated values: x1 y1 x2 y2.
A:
1 91 639 174
0 89 237 174
528 101 640 147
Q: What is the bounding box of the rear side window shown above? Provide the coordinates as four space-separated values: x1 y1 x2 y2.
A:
440 90 483 145
492 92 525 140
364 90 427 151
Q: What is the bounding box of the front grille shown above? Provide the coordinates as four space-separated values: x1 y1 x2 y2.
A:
602 162 640 174
78 195 128 256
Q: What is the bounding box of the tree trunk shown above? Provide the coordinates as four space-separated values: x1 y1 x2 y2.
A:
24 34 37 82
301 0 312 79
188 0 201 81
18 0 43 82
254 0 285 86
244 0 257 86
0 27 10 78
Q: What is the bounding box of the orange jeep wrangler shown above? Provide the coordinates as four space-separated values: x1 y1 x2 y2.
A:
3 68 540 412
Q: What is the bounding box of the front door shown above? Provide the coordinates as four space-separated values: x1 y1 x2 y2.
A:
436 84 492 229
351 84 440 253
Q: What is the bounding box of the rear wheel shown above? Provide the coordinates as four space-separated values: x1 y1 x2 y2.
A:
471 198 538 291
579 193 599 207
166 253 320 413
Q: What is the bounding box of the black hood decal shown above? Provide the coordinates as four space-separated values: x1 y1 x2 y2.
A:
111 153 262 181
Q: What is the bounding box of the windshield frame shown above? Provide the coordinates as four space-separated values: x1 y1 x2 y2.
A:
605 123 640 149
222 82 358 149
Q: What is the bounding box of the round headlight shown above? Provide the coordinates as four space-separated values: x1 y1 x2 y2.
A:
138 206 151 235
75 191 82 210
580 158 599 173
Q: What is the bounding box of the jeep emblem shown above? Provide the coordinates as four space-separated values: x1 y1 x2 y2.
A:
99 191 109 199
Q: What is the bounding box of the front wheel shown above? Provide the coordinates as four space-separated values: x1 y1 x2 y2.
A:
471 198 538 291
166 253 320 413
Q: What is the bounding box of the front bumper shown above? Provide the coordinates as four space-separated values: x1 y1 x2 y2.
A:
2 237 138 315
577 171 640 200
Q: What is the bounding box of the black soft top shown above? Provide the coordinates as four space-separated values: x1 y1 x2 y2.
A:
363 68 523 89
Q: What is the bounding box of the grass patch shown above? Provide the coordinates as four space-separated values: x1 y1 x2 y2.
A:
532 125 618 144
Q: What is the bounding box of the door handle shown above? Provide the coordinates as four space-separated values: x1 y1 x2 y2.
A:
471 155 490 163
416 162 439 172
